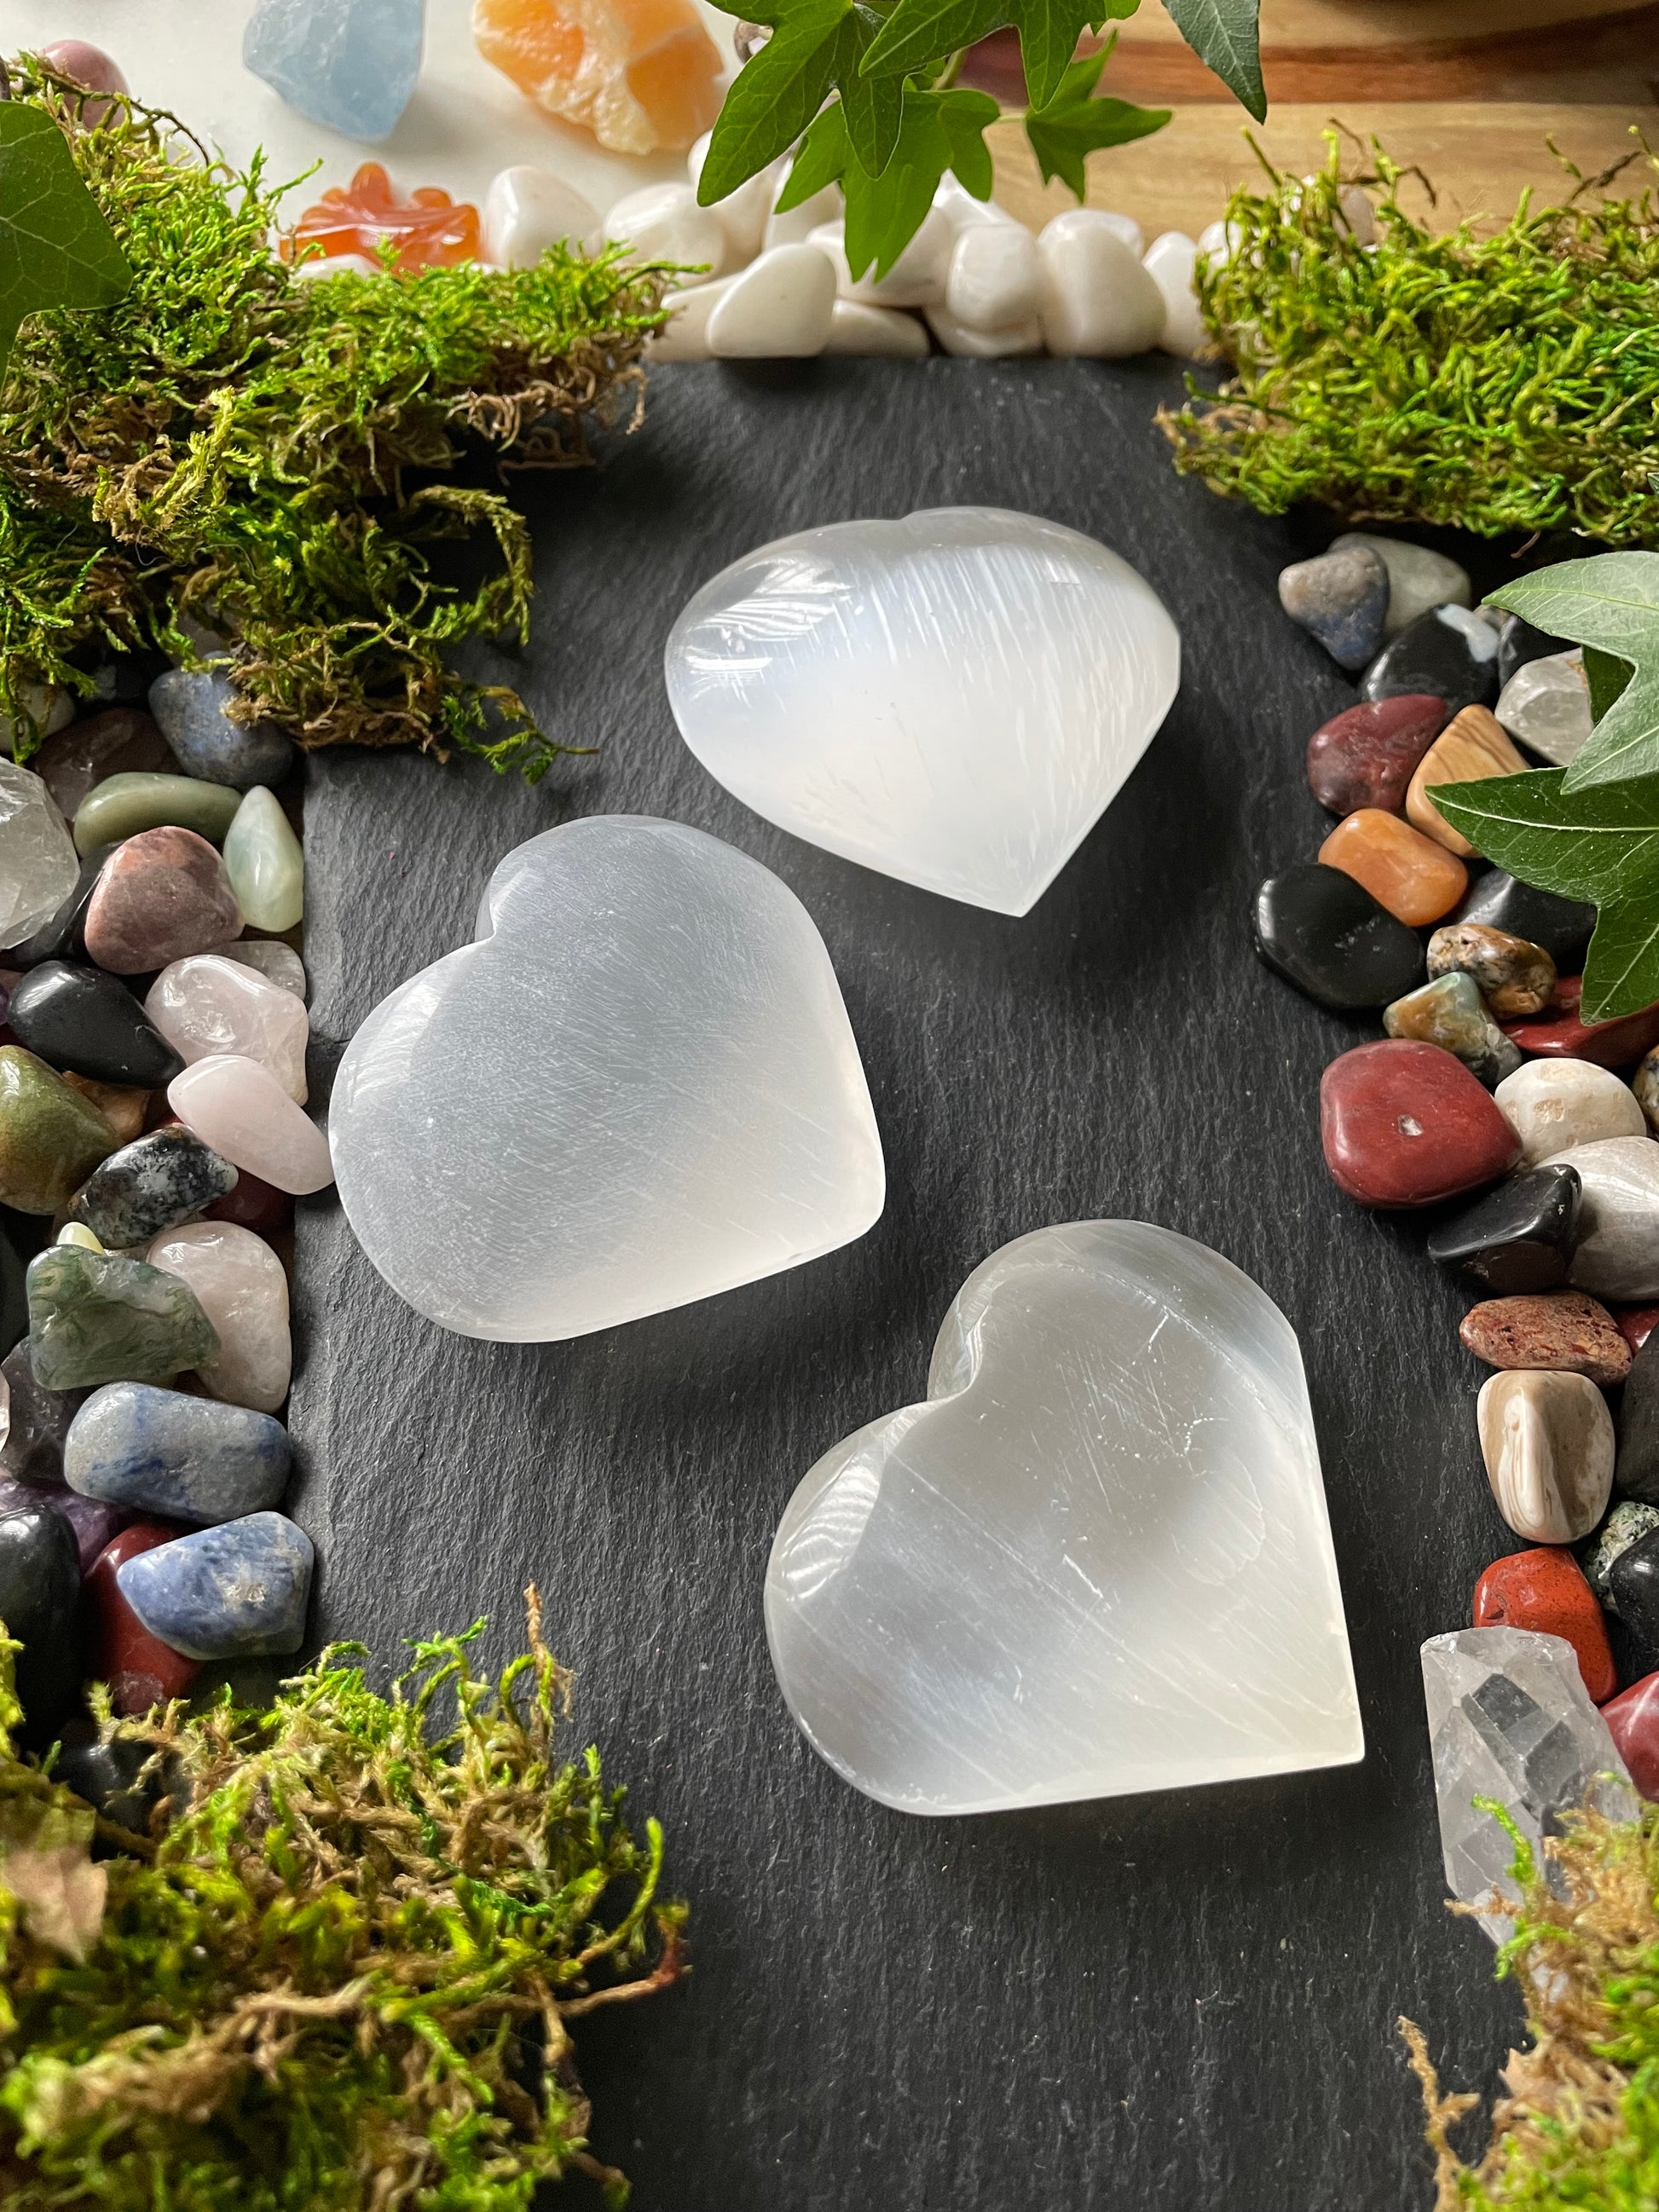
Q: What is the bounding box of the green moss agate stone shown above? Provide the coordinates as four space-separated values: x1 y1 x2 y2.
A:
73 771 243 856
0 1045 116 1214
26 1244 220 1390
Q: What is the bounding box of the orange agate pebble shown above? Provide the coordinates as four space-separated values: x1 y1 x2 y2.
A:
287 163 482 273
473 0 724 157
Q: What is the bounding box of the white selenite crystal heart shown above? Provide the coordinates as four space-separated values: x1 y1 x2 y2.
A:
329 817 885 1341
664 507 1181 915
766 1222 1361 1814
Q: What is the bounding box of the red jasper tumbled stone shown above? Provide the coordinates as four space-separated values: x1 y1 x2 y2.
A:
1306 694 1450 817
1602 1672 1659 1799
1319 1039 1521 1208
1616 1306 1659 1356
1503 976 1659 1069
1472 1546 1617 1704
205 1164 292 1235
88 1519 201 1717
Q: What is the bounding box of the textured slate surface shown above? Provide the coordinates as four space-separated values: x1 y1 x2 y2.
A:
292 360 1522 2211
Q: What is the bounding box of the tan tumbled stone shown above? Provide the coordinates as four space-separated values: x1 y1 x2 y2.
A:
1477 1368 1614 1544
1407 706 1529 856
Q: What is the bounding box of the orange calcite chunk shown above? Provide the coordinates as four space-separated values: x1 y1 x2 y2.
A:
473 0 725 156
1319 807 1468 928
287 164 481 274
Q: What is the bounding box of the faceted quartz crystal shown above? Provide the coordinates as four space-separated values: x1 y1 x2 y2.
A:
0 761 78 951
664 508 1182 916
1421 1625 1636 1942
330 817 886 1341
765 1222 1362 1815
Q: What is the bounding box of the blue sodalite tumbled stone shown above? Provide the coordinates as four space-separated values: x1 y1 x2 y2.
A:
117 1510 313 1659
243 0 425 143
65 1383 291 1524
147 670 295 792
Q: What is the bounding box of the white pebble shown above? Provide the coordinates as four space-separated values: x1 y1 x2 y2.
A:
1196 219 1240 264
647 278 732 361
604 182 725 281
483 166 603 266
763 159 841 248
1496 651 1593 767
1090 209 1143 258
822 298 929 356
0 684 72 758
1037 211 1165 357
707 244 836 358
1494 1059 1646 1168
1338 185 1377 246
292 251 382 280
924 304 1043 357
1142 231 1205 356
687 133 780 268
809 208 955 309
944 223 1040 332
933 174 1021 234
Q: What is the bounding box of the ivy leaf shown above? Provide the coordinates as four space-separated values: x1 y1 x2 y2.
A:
1024 47 1170 199
860 0 1139 109
697 0 853 203
0 103 130 389
784 87 999 275
838 7 905 177
1486 553 1659 794
1429 767 1659 1022
1585 644 1633 723
1161 0 1264 120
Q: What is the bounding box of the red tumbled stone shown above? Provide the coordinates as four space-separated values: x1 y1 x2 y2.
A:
205 1164 292 1234
1472 1546 1617 1704
1616 1305 1659 1355
1602 1672 1659 1799
1503 975 1659 1069
1306 694 1450 817
1319 1039 1521 1208
83 827 241 976
88 1519 201 1717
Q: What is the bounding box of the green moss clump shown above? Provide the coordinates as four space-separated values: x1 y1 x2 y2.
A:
0 1601 685 2210
0 67 672 777
1404 1797 1659 2208
1160 141 1659 546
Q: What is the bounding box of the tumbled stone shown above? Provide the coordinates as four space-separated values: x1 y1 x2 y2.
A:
118 1510 314 1660
0 761 78 952
223 788 303 933
1495 650 1593 767
0 1474 130 1574
1478 1369 1612 1545
205 1164 292 1236
83 828 242 975
66 1382 290 1524
0 684 72 758
7 962 182 1089
147 670 294 791
1615 1332 1659 1505
1305 694 1448 817
1405 705 1529 857
53 1731 177 1828
1321 1039 1520 1209
1451 871 1597 972
1317 808 1467 927
0 1046 117 1214
216 939 305 1000
32 707 176 820
6 847 110 971
1472 1547 1616 1703
1252 862 1424 1011
60 1074 148 1146
0 1504 83 1739
1 1225 24 1360
665 511 1180 915
1552 1136 1659 1300
1460 1291 1630 1386
1581 1500 1659 1601
1362 604 1500 716
1427 1162 1581 1293
1383 972 1519 1087
1422 1626 1634 1941
1494 1058 1645 1166
765 1221 1361 1813
1426 922 1554 1020
67 1125 240 1250
87 1520 200 1717
1633 1047 1659 1134
1602 1672 1659 1800
170 1055 332 1196
145 956 308 1101
1617 1305 1659 1355
26 1245 218 1391
0 1343 85 1487
1503 978 1659 1070
1497 612 1574 690
1277 542 1388 670
1610 1528 1659 1664
56 1225 103 1254
73 771 241 857
1332 534 1471 638
146 1222 290 1412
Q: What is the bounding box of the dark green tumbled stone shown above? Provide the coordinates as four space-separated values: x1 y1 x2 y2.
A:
25 1245 219 1391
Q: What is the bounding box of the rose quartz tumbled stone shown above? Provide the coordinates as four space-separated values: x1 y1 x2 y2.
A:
147 1221 291 1412
84 828 242 975
145 955 309 1102
168 1054 332 1195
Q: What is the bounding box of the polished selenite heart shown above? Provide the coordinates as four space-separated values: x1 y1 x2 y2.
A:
766 1222 1361 1814
663 507 1181 915
329 817 885 1341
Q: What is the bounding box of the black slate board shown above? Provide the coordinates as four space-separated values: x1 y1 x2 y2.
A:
292 360 1524 2212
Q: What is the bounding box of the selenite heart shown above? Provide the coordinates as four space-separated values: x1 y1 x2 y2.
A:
663 506 1181 916
329 817 885 1340
766 1222 1361 1814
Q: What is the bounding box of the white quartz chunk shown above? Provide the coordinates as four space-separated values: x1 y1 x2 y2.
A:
1496 650 1593 766
766 1222 1363 1816
665 506 1181 915
329 817 885 1342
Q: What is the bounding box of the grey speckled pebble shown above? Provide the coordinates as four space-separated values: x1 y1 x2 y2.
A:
117 1508 313 1658
148 669 295 791
65 1381 290 1524
69 1125 239 1249
1277 542 1389 671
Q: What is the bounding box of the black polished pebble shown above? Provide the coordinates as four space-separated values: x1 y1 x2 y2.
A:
7 960 183 1088
6 847 113 969
1449 869 1597 973
1609 1528 1659 1661
1254 861 1425 1010
1616 1331 1659 1505
1425 1162 1582 1291
53 1736 173 1839
1360 606 1500 716
1497 613 1575 691
0 1224 24 1360
67 1124 238 1248
0 1505 83 1740
0 1343 85 1487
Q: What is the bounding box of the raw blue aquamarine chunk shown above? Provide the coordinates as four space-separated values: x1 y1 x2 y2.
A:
65 1383 291 1525
242 0 426 145
116 1510 314 1659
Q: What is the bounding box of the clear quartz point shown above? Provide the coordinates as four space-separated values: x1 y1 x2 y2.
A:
1420 1626 1637 1943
